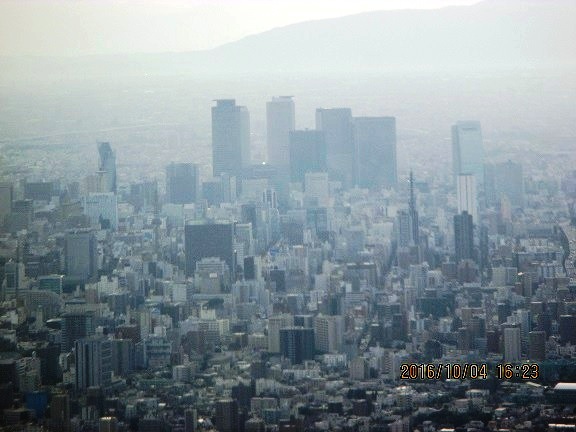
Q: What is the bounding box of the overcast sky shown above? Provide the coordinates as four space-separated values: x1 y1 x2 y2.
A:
0 0 480 57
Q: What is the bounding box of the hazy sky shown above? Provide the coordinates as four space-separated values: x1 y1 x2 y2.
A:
0 0 480 57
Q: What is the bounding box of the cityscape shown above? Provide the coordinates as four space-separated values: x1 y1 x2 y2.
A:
1 1 576 432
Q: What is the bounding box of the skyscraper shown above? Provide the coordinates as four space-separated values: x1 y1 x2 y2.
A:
354 116 397 189
314 315 344 353
64 230 98 282
215 399 239 432
166 162 200 204
266 96 295 170
184 221 235 280
503 326 522 362
454 211 474 264
62 312 95 353
452 121 484 184
485 160 524 208
289 130 327 183
212 99 250 178
316 108 355 187
279 327 315 364
457 173 478 222
0 182 12 226
75 337 112 390
97 142 117 193
83 192 118 230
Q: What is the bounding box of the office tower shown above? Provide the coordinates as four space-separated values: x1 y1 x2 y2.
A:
24 181 57 201
354 116 397 189
64 230 97 282
503 326 522 362
9 199 33 231
316 108 355 187
2 260 24 300
485 160 524 208
267 96 295 170
38 275 63 296
97 142 117 193
61 312 95 352
184 221 235 279
74 337 112 390
215 399 239 432
236 223 254 258
0 182 13 226
528 331 546 361
454 211 474 263
457 173 478 222
50 393 71 432
314 315 344 353
395 210 413 248
267 314 294 353
304 172 330 207
559 315 576 345
129 180 158 211
166 162 200 204
279 327 315 364
269 269 286 293
212 99 250 178
110 339 135 377
185 409 197 432
306 207 332 239
452 121 484 184
83 192 118 230
409 171 419 245
289 130 327 183
99 417 118 432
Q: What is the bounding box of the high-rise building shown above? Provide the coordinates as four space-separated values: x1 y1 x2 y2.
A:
61 312 95 352
83 193 118 230
279 327 315 364
49 393 70 432
212 99 250 178
457 173 478 222
267 314 294 353
185 409 197 432
75 337 112 390
2 260 24 300
314 315 344 353
316 108 355 187
454 211 474 264
184 221 235 279
166 162 200 204
38 275 63 296
215 399 239 432
289 130 327 183
528 330 546 361
266 96 295 170
0 182 13 226
99 417 118 432
452 121 484 184
503 326 522 362
24 181 57 202
97 142 117 193
354 116 397 189
304 172 330 207
64 230 97 282
485 160 525 208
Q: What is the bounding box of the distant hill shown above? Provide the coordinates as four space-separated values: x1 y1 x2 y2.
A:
1 0 575 80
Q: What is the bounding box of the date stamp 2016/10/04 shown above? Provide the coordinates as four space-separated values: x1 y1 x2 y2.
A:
400 363 540 381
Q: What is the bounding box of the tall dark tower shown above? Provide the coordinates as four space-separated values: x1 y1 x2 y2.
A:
97 142 117 193
166 162 200 204
409 171 419 245
212 99 250 179
454 211 474 263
